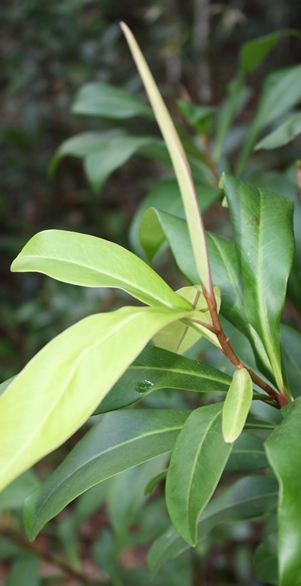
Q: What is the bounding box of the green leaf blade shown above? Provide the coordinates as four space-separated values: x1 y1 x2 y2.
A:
11 230 190 310
165 404 232 546
23 410 190 541
71 81 153 119
222 174 295 392
222 368 253 443
265 397 301 586
0 305 194 492
121 23 213 296
149 474 278 572
96 345 232 414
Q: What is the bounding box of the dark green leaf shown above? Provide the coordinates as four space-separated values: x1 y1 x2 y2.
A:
5 554 40 586
95 345 231 414
265 397 301 586
23 410 190 540
225 431 268 472
166 403 232 546
222 173 294 392
149 475 278 572
281 325 301 398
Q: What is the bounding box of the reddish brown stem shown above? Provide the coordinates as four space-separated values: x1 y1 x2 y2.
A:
202 285 288 409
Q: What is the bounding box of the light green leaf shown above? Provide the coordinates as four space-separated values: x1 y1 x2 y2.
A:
11 230 190 310
121 23 213 296
165 403 232 546
71 81 153 119
222 174 295 393
265 397 301 586
23 409 190 541
255 112 301 150
153 285 221 353
95 344 232 414
222 368 253 443
149 474 278 572
0 305 194 493
236 64 301 174
0 376 15 397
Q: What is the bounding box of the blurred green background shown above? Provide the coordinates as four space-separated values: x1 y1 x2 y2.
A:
1 0 301 379
1 1 301 584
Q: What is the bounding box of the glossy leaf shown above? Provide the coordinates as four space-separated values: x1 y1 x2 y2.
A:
71 81 153 119
222 368 253 443
237 64 301 174
121 23 213 296
11 230 191 310
165 403 232 546
222 173 294 392
255 112 301 150
149 475 278 572
0 305 194 492
265 397 301 586
23 409 190 541
95 344 232 414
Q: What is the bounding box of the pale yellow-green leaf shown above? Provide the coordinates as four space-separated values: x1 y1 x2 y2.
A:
121 23 213 297
153 285 221 353
0 305 194 492
222 368 253 443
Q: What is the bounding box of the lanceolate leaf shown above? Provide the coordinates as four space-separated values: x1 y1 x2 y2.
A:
11 230 191 310
23 410 190 541
149 475 278 572
165 403 232 546
95 345 232 414
222 174 294 393
0 305 194 492
222 368 253 443
265 397 301 586
121 23 213 297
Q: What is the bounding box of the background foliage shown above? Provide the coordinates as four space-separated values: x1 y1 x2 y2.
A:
1 1 301 584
